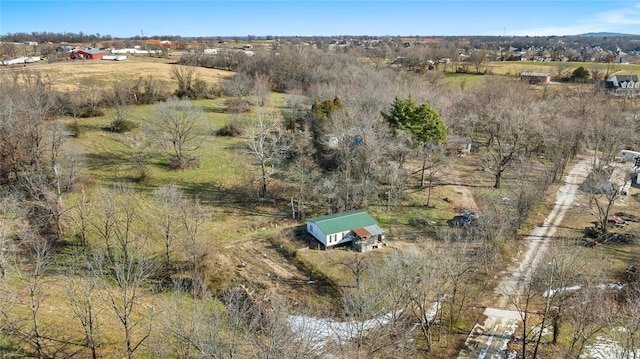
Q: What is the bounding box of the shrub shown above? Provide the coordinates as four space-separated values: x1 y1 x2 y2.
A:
168 156 200 170
216 119 244 137
80 106 104 118
108 119 138 133
225 98 252 113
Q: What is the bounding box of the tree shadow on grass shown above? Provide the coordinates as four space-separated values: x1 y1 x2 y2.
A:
84 151 130 169
180 181 291 218
203 106 228 114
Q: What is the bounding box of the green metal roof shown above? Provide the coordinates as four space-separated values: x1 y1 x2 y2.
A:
308 210 379 235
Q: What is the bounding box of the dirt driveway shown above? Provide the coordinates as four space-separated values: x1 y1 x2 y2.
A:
457 156 591 359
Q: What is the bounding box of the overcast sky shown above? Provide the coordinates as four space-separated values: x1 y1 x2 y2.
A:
2 1 640 38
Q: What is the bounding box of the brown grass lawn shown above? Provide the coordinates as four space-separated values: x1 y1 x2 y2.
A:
0 56 234 92
485 61 640 78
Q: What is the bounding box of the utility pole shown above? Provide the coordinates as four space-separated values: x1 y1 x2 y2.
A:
141 29 148 55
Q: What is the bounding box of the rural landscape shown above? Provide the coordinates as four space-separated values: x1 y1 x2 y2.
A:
2 31 640 359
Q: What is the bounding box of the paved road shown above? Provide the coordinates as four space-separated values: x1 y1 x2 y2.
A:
457 157 591 359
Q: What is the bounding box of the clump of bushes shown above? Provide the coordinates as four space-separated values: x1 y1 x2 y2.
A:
108 118 138 133
79 106 105 118
216 118 244 137
225 99 252 113
168 156 200 170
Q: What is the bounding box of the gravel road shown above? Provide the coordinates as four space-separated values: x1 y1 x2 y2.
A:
457 157 591 359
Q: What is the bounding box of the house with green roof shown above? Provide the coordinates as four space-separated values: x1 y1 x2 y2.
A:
306 210 385 252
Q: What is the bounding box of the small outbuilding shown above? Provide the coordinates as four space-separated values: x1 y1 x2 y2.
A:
306 210 385 252
101 55 127 61
445 134 472 154
519 72 551 84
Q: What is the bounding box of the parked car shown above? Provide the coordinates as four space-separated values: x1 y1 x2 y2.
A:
448 211 477 228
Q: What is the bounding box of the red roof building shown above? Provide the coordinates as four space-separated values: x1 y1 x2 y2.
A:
70 48 108 60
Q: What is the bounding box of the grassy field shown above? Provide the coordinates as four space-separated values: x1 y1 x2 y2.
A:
485 60 640 78
0 55 234 92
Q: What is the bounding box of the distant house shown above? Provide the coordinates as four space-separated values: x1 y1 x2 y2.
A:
445 134 472 154
306 210 385 252
520 72 551 84
101 55 127 61
0 56 41 66
70 48 108 60
56 45 77 53
606 74 639 89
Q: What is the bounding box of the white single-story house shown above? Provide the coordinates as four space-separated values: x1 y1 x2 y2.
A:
306 210 385 252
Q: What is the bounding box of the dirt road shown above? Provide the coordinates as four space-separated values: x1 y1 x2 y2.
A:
457 157 591 359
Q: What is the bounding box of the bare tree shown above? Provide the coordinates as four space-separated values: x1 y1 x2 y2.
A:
472 78 542 188
288 155 320 220
252 74 271 107
385 160 409 210
420 148 446 207
1 236 69 359
95 243 156 359
0 191 26 279
150 98 205 170
244 113 290 199
467 49 488 74
333 252 419 358
82 187 159 358
223 73 252 101
68 188 93 249
124 132 154 181
150 294 228 358
179 196 210 298
171 65 196 98
151 185 186 265
613 284 640 358
66 257 103 359
90 187 118 260
562 281 610 358
77 79 104 117
107 90 136 133
555 61 572 79
409 252 448 352
584 168 626 235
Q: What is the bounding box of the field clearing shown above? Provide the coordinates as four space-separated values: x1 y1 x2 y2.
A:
0 56 234 92
485 61 640 77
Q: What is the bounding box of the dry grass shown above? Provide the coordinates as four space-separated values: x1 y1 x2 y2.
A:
0 56 234 92
485 61 640 78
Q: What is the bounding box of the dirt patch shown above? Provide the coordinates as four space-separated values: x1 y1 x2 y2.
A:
213 235 336 306
446 185 478 212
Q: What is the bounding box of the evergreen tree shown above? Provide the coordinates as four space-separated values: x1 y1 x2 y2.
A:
381 96 447 145
570 66 590 83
